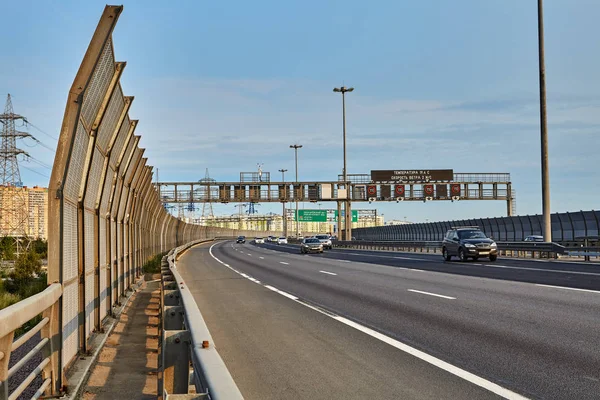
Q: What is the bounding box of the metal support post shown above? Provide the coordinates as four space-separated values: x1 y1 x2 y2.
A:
538 0 552 242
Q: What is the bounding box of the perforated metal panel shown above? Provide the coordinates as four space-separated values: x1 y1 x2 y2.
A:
85 148 105 210
85 270 95 339
109 117 129 168
96 87 125 152
63 123 89 202
62 202 78 282
99 165 114 215
84 211 95 274
62 281 79 367
118 186 129 221
110 219 117 297
99 216 107 320
120 136 135 175
81 39 115 127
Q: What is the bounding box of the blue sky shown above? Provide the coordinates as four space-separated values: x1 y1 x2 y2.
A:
1 1 598 223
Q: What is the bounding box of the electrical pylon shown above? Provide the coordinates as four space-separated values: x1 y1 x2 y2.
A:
0 94 32 245
199 168 214 223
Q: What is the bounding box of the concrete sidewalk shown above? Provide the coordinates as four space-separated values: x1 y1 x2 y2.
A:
82 276 161 399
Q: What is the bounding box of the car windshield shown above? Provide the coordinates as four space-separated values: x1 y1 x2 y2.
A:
458 230 487 239
315 235 329 239
305 239 320 243
279 237 285 240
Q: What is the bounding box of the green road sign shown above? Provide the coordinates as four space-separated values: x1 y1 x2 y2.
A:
334 210 358 223
296 209 328 222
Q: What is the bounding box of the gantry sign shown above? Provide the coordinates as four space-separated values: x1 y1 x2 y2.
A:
155 169 514 239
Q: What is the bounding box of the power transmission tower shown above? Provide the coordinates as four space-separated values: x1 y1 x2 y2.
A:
199 168 214 223
0 94 30 186
0 94 32 248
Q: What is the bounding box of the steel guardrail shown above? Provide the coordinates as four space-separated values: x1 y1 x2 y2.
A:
332 240 567 258
0 283 61 400
159 240 243 400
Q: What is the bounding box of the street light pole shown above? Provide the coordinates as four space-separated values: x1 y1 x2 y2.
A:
278 168 288 237
290 144 302 238
333 86 354 240
537 0 551 242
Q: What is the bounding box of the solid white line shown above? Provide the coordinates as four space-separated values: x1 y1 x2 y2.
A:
409 269 425 272
279 262 289 265
264 285 298 300
208 242 525 399
484 264 600 276
535 284 600 294
337 260 351 263
319 270 337 276
247 254 252 256
331 316 528 400
259 256 264 259
408 289 456 300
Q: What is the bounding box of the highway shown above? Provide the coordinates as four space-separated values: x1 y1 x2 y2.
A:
177 240 600 400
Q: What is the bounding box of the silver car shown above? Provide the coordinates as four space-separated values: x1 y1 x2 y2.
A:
300 238 323 254
314 234 332 250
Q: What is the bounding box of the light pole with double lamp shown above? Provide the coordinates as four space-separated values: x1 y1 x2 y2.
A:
278 168 288 237
289 144 302 238
333 86 354 240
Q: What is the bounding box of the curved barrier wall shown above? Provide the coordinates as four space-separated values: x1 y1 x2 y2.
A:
353 210 600 243
44 6 268 388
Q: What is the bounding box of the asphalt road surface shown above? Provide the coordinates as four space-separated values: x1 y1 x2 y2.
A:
177 240 600 400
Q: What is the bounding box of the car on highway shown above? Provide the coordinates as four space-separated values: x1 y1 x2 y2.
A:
236 235 246 244
300 238 324 254
277 237 288 244
442 227 497 262
524 235 544 242
254 237 265 244
314 234 332 249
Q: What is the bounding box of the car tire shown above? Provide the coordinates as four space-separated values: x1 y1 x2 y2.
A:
489 255 498 262
459 248 468 262
442 247 452 261
473 257 479 261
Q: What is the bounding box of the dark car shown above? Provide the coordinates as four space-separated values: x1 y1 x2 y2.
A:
442 227 498 262
236 236 246 244
300 238 324 254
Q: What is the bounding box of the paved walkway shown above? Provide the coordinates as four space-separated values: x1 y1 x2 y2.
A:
82 276 160 399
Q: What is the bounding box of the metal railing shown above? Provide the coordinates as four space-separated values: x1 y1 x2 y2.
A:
159 240 243 399
0 283 61 400
333 240 566 259
353 210 600 243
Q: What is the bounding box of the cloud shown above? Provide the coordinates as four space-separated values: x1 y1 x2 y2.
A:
124 76 600 217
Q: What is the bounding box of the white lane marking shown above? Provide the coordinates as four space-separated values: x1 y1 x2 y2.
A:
484 264 600 276
344 252 428 261
409 269 425 272
264 285 298 300
331 315 528 400
208 242 526 399
535 284 600 294
259 256 265 259
319 270 337 276
408 289 456 300
247 253 252 256
280 262 289 265
337 260 351 263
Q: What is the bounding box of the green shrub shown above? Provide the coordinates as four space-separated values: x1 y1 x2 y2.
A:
0 291 22 310
143 252 166 274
